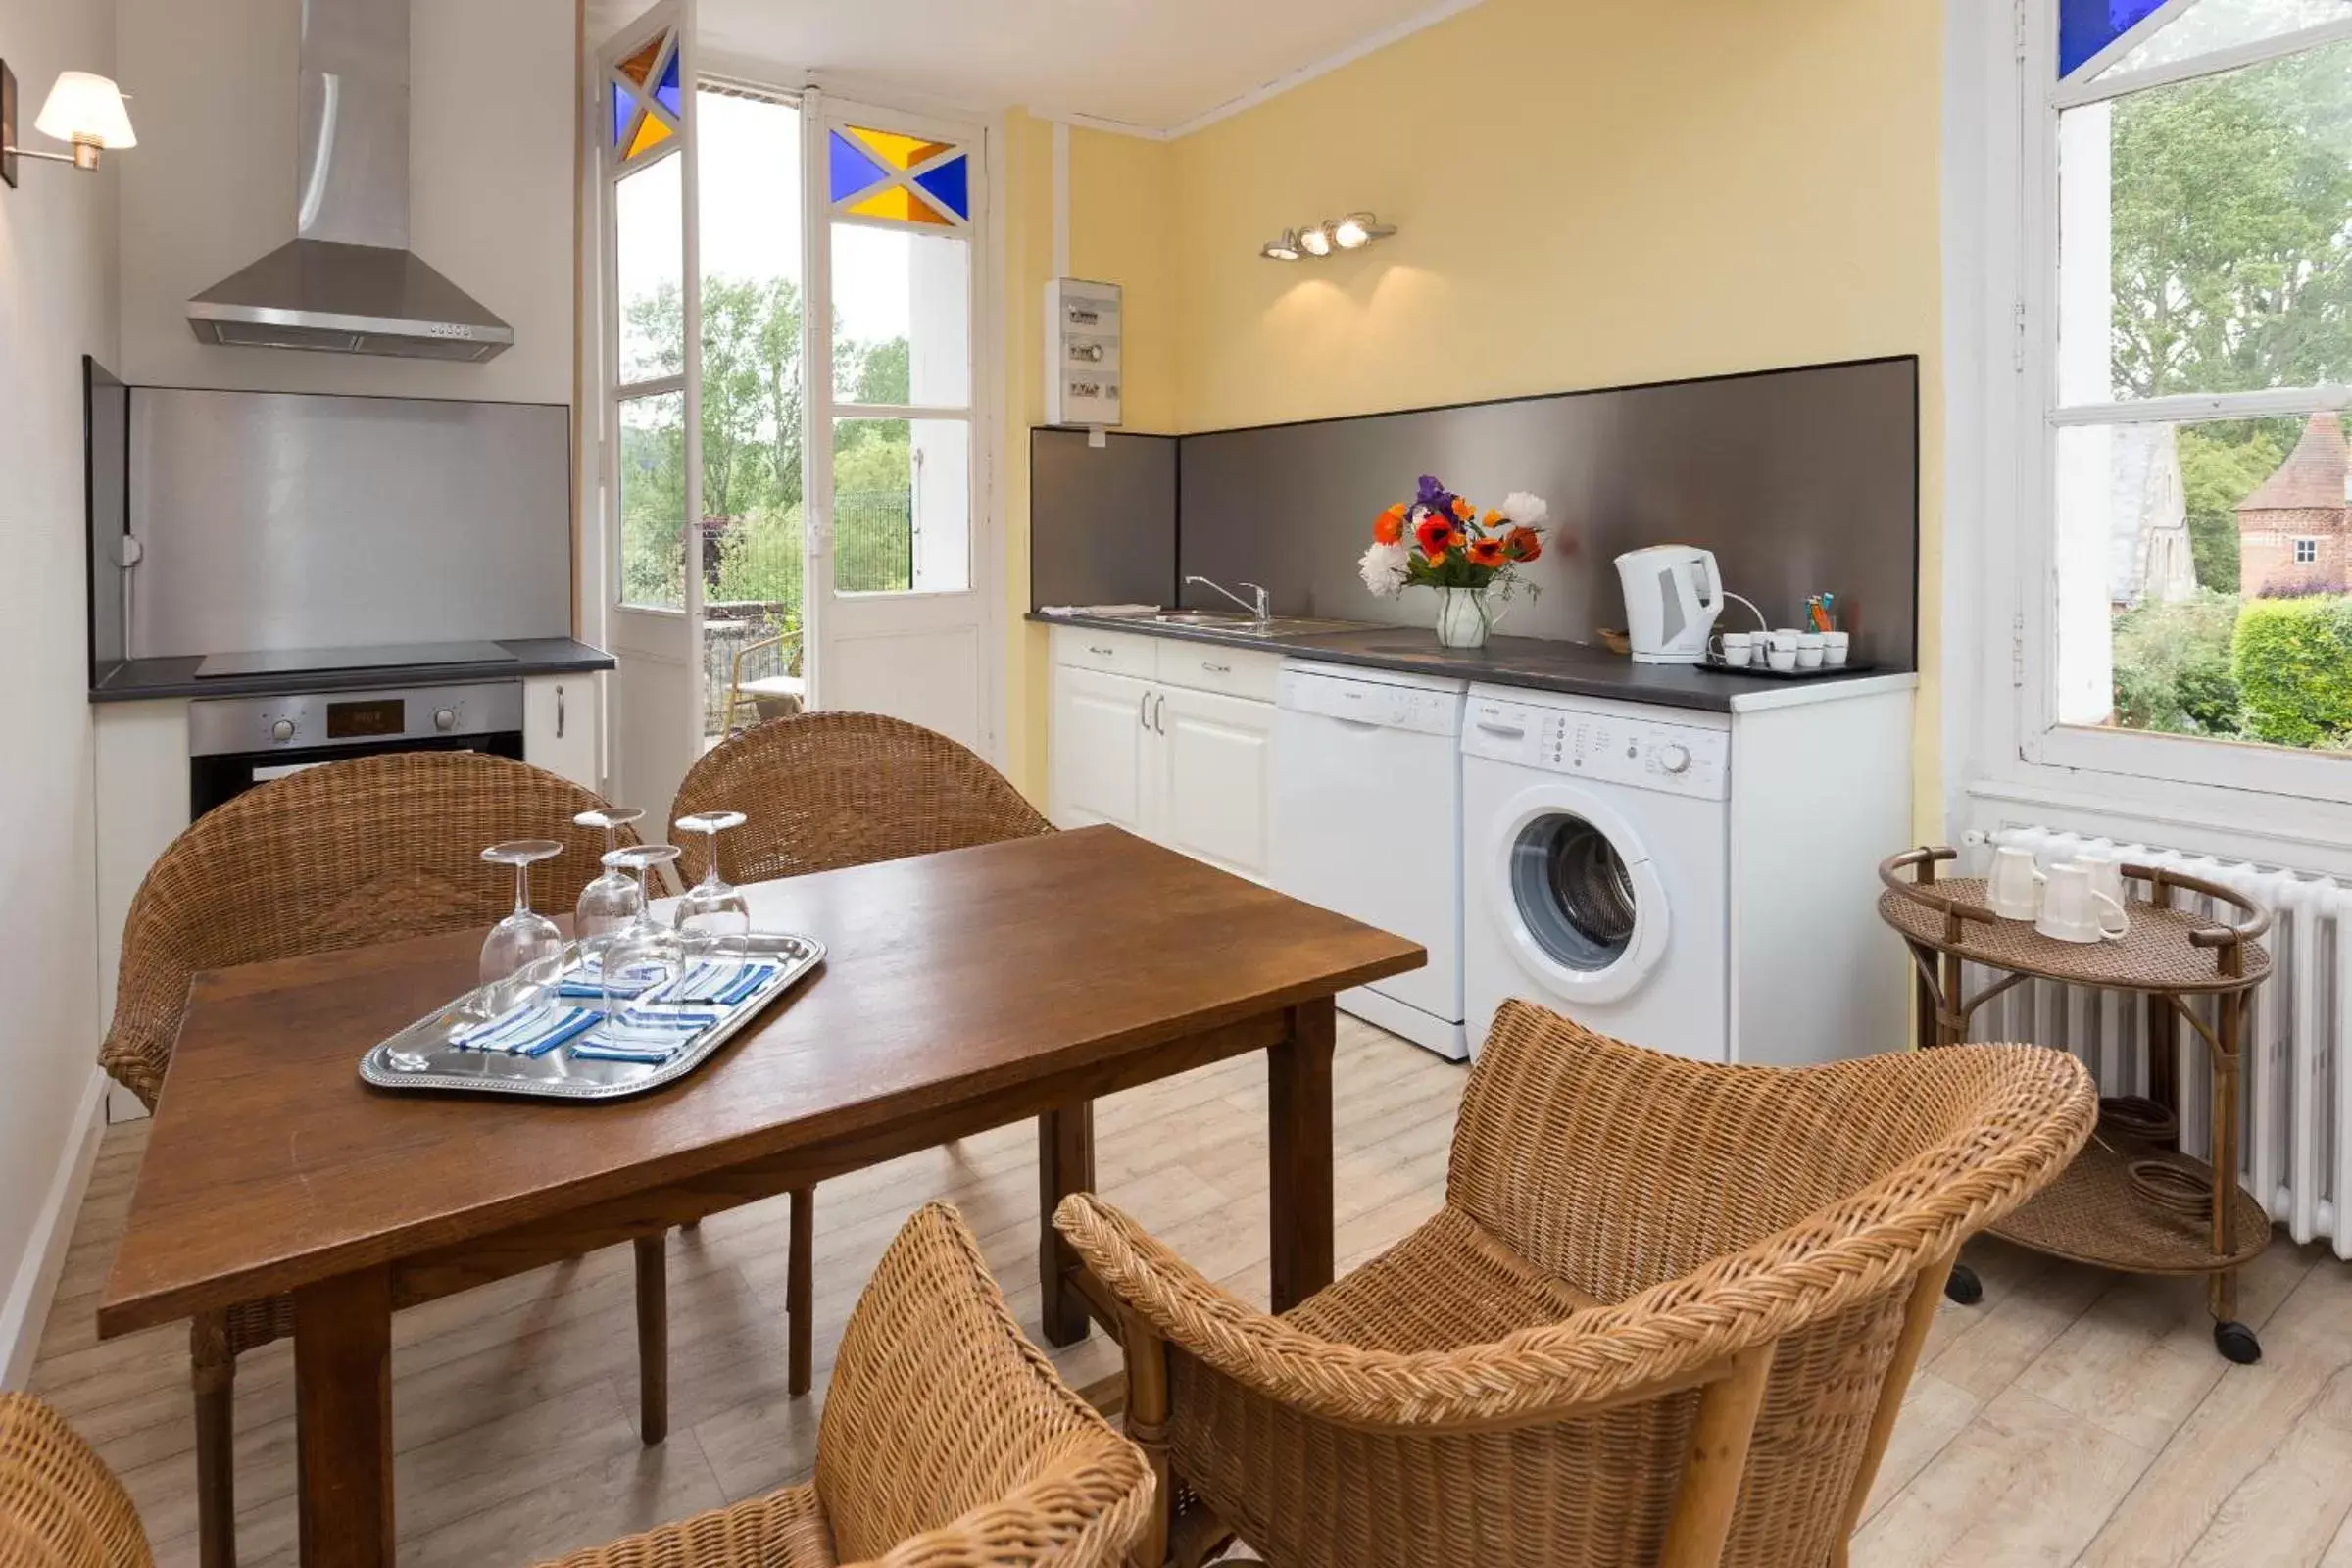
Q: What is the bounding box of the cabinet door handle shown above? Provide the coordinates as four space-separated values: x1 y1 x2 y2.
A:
1139 690 1152 730
555 684 566 739
1201 661 1232 674
1153 694 1166 734
1089 643 1115 657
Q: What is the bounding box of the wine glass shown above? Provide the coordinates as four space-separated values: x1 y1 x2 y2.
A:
573 807 647 956
672 810 752 957
600 844 685 1012
479 840 566 1006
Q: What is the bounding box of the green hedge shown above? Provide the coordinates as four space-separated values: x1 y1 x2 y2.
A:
2232 596 2352 748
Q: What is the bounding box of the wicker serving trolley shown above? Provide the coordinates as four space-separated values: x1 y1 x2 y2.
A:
1877 846 2274 1364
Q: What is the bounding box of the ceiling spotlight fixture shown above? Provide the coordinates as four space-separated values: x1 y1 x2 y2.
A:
1258 213 1396 261
1332 212 1396 250
1260 229 1302 262
1298 221 1333 257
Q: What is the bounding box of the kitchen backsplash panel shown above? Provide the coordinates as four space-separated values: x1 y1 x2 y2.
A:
1030 357 1919 672
126 388 573 659
1031 429 1177 611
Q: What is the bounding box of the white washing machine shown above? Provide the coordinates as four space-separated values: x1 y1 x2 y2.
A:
1461 685 1732 1060
1272 662 1467 1059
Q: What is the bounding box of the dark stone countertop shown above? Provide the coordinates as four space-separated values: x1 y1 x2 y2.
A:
90 638 616 704
1028 612 1913 714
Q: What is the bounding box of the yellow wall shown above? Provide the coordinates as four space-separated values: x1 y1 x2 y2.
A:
1004 0 1946 822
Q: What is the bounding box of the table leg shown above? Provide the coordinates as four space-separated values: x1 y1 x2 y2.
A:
1910 941 1939 1050
295 1266 394 1568
1039 1101 1097 1347
1268 997 1337 1313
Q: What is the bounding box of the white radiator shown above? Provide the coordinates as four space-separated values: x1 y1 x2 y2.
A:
1971 828 2352 1259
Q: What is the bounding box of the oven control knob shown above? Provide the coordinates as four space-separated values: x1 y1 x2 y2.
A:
1657 742 1692 775
432 707 458 732
270 717 296 743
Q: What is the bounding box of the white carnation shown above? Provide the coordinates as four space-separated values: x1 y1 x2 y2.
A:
1500 491 1550 528
1358 540 1410 599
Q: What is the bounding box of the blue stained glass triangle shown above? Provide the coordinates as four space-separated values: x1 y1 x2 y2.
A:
612 83 639 147
654 47 682 116
828 129 889 202
912 155 969 220
2059 0 2169 75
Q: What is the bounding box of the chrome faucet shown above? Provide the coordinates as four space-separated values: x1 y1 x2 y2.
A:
1184 574 1271 622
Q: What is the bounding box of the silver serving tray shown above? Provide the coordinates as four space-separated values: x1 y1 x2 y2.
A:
357 932 825 1101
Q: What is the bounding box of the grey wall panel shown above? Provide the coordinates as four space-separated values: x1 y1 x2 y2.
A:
128 388 573 658
1174 357 1919 670
1030 428 1177 610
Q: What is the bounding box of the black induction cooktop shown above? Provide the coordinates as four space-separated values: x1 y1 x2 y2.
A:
192 641 519 679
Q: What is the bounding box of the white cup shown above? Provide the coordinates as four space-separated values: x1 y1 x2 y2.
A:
1823 631 1850 667
1985 845 2045 920
2069 847 2131 912
1714 631 1754 667
1770 628 1803 653
1766 645 1797 672
1796 632 1826 669
2037 861 2129 944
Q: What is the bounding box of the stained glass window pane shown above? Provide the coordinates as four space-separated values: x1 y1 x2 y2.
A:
912 155 969 220
612 83 639 148
618 34 665 87
2062 0 2172 74
2096 0 2352 75
627 113 674 161
844 186 953 226
828 129 889 202
655 47 682 116
848 125 954 172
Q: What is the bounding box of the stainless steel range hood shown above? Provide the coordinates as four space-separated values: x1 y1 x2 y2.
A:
185 0 513 362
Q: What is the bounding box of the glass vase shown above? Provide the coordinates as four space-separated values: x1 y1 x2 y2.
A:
1433 586 1496 649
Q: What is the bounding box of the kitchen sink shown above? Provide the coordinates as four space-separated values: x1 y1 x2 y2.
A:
1148 611 1364 638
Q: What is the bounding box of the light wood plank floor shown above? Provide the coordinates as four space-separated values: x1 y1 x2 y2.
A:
28 1019 2352 1568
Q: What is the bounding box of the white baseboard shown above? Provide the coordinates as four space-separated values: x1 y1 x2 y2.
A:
2 1067 109 1390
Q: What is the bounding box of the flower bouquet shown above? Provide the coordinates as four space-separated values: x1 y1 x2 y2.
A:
1357 475 1547 648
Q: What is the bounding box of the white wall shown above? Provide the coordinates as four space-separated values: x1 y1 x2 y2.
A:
115 0 575 404
0 0 121 1378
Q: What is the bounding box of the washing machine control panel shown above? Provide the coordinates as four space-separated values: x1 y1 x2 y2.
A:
1463 698 1729 799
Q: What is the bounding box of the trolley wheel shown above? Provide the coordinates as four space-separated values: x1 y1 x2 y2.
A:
2214 1320 2262 1365
1943 1262 1984 1306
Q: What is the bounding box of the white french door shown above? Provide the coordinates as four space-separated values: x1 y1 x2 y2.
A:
799 93 993 752
598 0 704 820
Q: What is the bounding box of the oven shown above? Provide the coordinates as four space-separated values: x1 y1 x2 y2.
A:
187 681 526 820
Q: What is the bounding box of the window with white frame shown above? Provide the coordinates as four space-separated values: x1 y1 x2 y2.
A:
2032 0 2352 786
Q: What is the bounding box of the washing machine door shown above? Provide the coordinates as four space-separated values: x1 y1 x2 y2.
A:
1488 785 1669 1005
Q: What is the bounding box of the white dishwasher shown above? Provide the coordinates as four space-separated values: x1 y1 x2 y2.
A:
1271 662 1468 1060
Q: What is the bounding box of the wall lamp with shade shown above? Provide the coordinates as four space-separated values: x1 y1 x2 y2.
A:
2 62 137 189
1260 211 1396 262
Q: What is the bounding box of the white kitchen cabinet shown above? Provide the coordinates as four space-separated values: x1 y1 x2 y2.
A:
1047 627 1280 882
525 672 602 793
1049 663 1152 833
1152 684 1276 880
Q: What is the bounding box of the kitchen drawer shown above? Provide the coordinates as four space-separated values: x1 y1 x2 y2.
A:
1155 640 1283 703
1052 625 1157 678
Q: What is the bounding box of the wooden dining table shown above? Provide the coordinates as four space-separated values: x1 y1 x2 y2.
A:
96 824 1422 1568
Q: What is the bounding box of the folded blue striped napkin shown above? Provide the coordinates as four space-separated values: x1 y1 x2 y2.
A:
555 957 671 1000
568 1006 723 1063
660 959 778 1007
453 1004 600 1057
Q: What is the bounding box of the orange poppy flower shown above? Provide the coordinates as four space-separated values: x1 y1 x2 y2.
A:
1414 514 1458 558
1373 504 1407 545
1449 495 1475 522
1466 537 1506 568
1504 525 1543 563
1482 509 1504 530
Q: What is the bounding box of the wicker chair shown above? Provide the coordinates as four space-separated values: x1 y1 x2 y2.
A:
536 1202 1152 1568
667 711 1054 1397
1057 999 2097 1568
0 1395 150 1568
97 751 660 1568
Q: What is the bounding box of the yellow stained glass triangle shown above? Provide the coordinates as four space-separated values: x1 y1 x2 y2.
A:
849 125 954 172
618 33 666 87
626 112 675 160
844 185 954 226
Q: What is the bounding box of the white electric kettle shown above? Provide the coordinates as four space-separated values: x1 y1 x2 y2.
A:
1615 545 1724 664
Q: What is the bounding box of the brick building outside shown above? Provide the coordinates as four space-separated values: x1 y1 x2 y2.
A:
2236 412 2352 599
